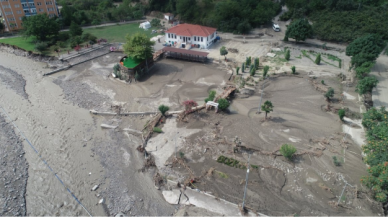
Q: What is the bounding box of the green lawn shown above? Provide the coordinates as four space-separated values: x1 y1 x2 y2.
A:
83 23 160 43
0 36 35 51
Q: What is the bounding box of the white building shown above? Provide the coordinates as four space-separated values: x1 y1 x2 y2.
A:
164 13 174 21
165 24 217 49
139 21 151 29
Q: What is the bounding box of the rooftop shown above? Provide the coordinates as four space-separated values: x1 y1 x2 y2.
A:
165 24 216 37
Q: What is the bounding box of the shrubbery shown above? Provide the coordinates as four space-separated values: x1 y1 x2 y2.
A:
280 144 297 161
158 104 169 116
205 90 216 103
153 127 163 133
360 107 388 203
217 98 230 110
34 42 48 52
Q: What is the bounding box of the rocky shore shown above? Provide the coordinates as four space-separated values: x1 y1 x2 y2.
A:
0 114 28 216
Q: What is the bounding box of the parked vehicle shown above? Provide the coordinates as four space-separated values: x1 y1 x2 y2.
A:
272 24 280 32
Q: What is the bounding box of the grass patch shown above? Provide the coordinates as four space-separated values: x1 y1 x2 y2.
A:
84 23 161 43
153 127 163 133
216 171 228 179
301 50 314 62
295 54 302 59
251 165 259 169
122 56 142 68
308 51 341 68
0 36 36 51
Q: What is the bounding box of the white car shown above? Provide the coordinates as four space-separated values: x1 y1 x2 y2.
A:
272 24 280 32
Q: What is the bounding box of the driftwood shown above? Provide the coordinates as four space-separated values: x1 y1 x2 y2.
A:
142 113 163 147
309 78 329 93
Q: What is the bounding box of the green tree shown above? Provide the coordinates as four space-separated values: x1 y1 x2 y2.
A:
205 90 216 103
69 22 83 36
250 66 256 76
263 65 269 77
285 49 290 61
356 76 379 94
285 19 313 42
242 63 245 73
346 34 385 60
176 0 197 21
123 32 155 61
220 46 228 60
261 100 274 119
236 66 240 75
315 54 321 65
217 98 230 110
280 144 297 160
338 109 345 121
22 14 59 41
150 18 161 27
158 105 170 116
325 87 334 101
255 58 259 69
291 66 296 74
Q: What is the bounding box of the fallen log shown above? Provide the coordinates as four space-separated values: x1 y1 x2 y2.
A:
142 113 163 148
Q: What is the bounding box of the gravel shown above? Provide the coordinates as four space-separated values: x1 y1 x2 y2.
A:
0 114 28 216
53 75 111 110
0 65 28 100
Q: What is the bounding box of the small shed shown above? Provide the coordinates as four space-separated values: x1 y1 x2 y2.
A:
164 13 174 21
139 21 151 29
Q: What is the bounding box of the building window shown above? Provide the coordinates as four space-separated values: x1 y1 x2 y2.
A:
23 9 29 13
46 1 53 5
48 7 54 11
201 37 203 42
21 3 28 7
175 35 176 39
194 36 196 41
8 17 15 21
15 4 20 7
17 10 22 14
5 11 13 15
37 2 42 5
29 2 34 6
31 8 37 13
2 4 10 8
39 8 44 12
19 17 23 20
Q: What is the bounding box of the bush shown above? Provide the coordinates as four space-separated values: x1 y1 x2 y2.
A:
91 19 101 26
58 31 70 41
57 41 66 48
291 66 296 74
280 144 297 160
69 22 83 36
250 66 256 76
332 156 341 166
285 49 290 61
315 54 321 65
70 36 82 48
242 63 245 73
158 104 170 116
325 88 334 100
150 18 161 27
255 58 259 69
338 109 345 121
205 90 216 103
217 98 230 110
153 127 163 133
356 76 379 94
34 42 48 52
321 80 325 85
236 66 240 75
263 65 269 77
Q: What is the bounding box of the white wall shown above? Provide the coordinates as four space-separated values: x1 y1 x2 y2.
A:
165 31 217 49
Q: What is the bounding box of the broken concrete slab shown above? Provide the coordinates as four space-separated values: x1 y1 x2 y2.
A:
162 189 181 204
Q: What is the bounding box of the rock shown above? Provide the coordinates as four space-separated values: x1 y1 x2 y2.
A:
92 185 99 191
99 198 104 204
115 212 125 217
101 124 118 129
162 190 181 204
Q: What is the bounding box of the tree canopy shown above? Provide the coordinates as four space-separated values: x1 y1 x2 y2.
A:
22 14 59 41
69 22 83 36
285 19 313 42
356 76 379 95
261 100 274 119
123 32 155 61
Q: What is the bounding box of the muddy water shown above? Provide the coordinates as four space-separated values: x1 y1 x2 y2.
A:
0 52 106 215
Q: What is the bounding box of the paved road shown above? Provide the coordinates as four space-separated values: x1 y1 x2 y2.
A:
371 54 388 108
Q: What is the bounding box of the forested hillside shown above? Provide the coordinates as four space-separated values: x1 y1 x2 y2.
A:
282 0 388 42
148 0 281 34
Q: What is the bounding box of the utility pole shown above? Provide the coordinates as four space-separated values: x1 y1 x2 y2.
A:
242 154 251 209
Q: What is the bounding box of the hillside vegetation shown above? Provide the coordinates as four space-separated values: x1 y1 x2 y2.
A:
282 0 388 42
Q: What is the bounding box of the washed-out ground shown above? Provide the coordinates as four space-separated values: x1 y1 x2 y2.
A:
0 24 384 215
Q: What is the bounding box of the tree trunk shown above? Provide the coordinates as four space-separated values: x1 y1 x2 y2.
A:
265 112 268 119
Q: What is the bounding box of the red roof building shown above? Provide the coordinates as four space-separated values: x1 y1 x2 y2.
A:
165 24 217 49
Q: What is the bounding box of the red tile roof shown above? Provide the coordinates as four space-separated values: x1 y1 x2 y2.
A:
165 24 216 37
